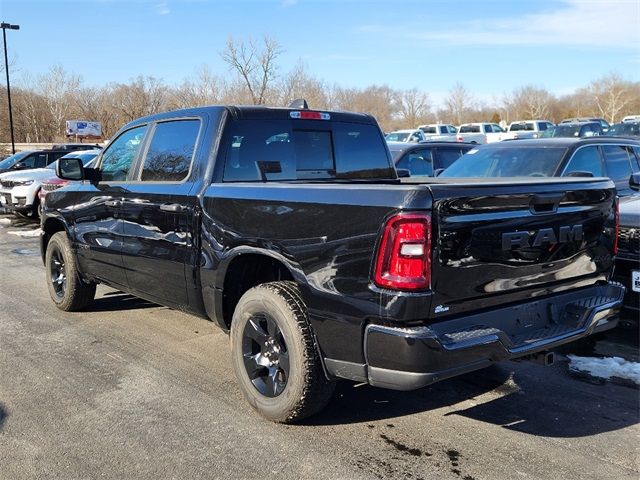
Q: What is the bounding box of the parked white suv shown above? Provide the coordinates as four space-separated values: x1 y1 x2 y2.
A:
0 149 100 218
456 123 506 144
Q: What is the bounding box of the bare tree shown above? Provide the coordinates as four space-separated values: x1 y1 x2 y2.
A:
503 85 554 121
111 75 168 122
169 65 227 109
444 82 474 125
278 60 329 109
590 73 635 123
397 88 432 127
38 65 82 139
221 35 283 105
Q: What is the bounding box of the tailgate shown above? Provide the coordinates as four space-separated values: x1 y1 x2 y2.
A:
428 178 617 317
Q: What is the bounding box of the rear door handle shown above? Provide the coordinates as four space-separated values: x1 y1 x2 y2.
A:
159 203 186 213
104 200 122 207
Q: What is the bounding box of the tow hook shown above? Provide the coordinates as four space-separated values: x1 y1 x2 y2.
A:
520 351 555 366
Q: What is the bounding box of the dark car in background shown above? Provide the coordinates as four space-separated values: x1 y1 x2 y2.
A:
542 122 603 138
561 117 610 132
615 195 640 328
387 141 474 177
440 138 640 194
52 143 103 152
606 121 640 139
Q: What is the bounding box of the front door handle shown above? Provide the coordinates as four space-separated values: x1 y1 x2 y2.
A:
159 203 186 213
105 200 122 208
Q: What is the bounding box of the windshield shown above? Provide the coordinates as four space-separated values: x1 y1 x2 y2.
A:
0 151 30 169
385 132 411 142
542 124 582 138
440 145 568 178
510 123 534 131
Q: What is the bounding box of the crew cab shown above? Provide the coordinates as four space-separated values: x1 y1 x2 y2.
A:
456 122 507 144
41 105 624 423
503 120 554 140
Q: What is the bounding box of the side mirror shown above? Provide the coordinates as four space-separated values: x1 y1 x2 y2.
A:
630 172 640 191
56 157 84 181
396 168 411 178
11 162 25 170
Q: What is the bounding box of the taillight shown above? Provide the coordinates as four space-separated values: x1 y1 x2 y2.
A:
614 197 620 255
290 111 330 120
456 135 463 142
374 213 431 291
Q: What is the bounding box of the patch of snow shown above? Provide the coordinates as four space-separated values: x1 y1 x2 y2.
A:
0 218 11 225
567 355 640 385
8 228 42 238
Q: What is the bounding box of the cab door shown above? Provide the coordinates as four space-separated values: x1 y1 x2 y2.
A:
72 125 149 288
118 118 202 308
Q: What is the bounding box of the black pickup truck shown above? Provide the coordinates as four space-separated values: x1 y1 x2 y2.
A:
41 105 624 422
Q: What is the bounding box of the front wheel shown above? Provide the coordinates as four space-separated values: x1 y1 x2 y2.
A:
45 231 96 311
230 281 335 423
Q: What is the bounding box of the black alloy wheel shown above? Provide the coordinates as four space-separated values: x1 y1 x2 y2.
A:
242 314 290 397
49 247 67 299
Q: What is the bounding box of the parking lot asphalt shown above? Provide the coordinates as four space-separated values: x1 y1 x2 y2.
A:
0 212 638 480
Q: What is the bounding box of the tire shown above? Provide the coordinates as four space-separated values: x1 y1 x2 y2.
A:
230 281 335 423
45 231 96 311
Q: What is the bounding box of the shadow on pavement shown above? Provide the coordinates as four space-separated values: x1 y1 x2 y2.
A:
0 404 7 432
89 292 158 312
307 362 640 438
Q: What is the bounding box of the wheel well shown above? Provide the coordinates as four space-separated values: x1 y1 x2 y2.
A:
222 254 295 329
41 218 67 256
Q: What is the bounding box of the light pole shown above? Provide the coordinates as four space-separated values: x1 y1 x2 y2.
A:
1 22 19 154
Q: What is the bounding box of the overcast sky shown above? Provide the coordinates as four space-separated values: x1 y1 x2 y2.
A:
2 0 639 106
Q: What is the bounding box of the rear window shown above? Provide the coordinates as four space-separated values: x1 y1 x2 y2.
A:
510 123 534 131
459 125 480 133
440 145 568 178
223 119 394 181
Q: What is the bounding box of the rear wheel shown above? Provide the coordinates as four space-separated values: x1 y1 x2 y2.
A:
230 281 335 423
45 232 96 311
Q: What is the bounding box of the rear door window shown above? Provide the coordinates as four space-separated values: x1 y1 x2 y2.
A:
435 147 471 170
602 145 634 191
140 119 200 182
30 153 48 168
563 146 604 177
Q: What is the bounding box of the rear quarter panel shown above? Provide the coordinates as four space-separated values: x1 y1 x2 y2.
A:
199 182 434 362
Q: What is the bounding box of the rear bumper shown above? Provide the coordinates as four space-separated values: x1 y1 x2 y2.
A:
363 282 625 390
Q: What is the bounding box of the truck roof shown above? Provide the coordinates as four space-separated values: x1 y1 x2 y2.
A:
122 105 378 129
